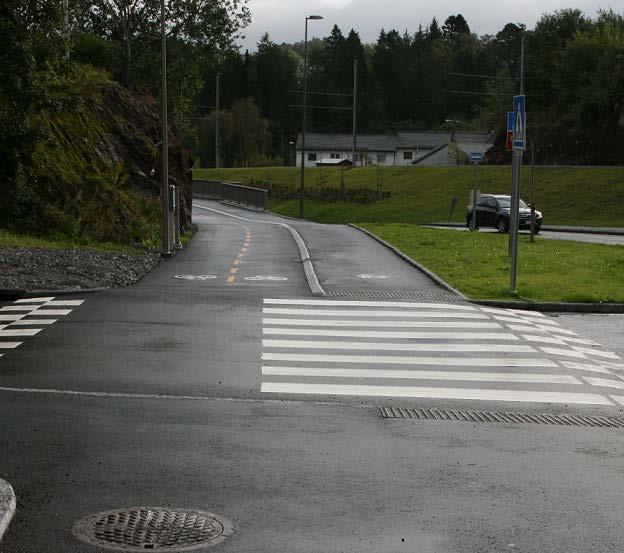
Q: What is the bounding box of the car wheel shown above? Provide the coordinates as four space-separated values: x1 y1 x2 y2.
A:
497 217 509 233
467 215 479 231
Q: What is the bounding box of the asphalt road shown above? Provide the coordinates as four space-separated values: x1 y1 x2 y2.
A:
429 225 624 245
1 200 624 553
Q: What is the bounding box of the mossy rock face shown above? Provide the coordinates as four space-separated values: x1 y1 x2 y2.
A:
0 66 192 246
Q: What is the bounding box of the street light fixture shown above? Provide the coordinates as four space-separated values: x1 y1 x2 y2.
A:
299 14 323 218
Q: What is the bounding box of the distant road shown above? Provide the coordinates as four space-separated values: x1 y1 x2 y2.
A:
428 225 624 246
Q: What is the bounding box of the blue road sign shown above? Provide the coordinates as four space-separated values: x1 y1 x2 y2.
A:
469 152 483 162
507 111 515 132
512 95 526 150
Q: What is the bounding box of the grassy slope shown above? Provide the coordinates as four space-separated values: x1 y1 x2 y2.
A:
358 224 624 303
195 166 624 227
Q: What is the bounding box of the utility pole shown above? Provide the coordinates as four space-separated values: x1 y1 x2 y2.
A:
509 34 525 293
215 73 220 169
160 0 171 256
530 139 536 242
63 0 69 60
352 58 358 166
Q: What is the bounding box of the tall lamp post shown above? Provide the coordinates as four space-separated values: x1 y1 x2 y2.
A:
299 14 323 219
160 0 171 256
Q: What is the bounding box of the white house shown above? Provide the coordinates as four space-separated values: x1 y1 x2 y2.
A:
295 131 495 167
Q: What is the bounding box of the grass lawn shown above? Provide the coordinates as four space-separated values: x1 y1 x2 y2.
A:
358 223 624 303
195 165 624 227
0 229 144 253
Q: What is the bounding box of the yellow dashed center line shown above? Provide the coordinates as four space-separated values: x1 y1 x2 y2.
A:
227 225 251 285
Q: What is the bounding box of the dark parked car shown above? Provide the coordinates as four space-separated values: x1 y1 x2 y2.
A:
466 194 542 233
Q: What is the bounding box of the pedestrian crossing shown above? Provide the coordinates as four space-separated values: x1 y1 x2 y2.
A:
260 298 623 407
0 297 84 357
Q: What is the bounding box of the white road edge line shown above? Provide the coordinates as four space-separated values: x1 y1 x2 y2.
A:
263 318 503 329
193 203 325 296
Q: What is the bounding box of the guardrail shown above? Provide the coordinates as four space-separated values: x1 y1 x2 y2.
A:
192 179 267 211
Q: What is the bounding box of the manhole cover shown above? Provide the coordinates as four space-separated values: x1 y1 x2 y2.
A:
72 507 234 551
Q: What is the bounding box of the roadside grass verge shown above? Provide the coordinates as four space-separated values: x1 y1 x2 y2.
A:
195 166 624 228
358 223 624 303
0 229 144 253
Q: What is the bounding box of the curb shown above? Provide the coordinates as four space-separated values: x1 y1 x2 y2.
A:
347 224 468 300
473 299 624 314
0 478 16 542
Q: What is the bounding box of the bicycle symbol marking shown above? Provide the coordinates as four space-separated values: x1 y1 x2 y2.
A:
357 274 388 279
244 275 288 281
174 274 218 280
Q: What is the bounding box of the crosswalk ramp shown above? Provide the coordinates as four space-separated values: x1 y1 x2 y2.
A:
0 297 84 357
260 298 624 407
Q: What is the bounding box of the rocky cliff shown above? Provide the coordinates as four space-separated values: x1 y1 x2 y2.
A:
1 66 192 246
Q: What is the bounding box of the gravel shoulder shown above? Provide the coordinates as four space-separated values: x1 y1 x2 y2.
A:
0 247 162 291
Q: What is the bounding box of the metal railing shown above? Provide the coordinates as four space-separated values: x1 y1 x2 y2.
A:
192 179 268 211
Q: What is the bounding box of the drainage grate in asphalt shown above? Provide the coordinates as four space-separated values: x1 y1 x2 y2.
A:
326 290 461 301
381 407 624 428
72 507 234 551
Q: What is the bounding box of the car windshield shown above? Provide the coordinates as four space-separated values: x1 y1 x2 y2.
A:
497 197 528 209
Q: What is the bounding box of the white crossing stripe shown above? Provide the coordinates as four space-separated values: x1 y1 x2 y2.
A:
0 342 23 349
264 299 477 310
263 308 489 319
538 325 577 336
9 319 58 326
558 336 601 346
260 382 612 405
0 329 41 337
263 328 519 341
540 347 588 359
44 300 84 306
571 346 620 360
263 339 537 353
0 315 26 322
34 309 72 316
583 377 624 389
507 324 547 333
263 318 502 329
507 309 546 318
15 297 55 303
522 334 567 345
609 396 624 406
262 352 558 367
262 366 581 384
561 361 614 375
0 306 38 312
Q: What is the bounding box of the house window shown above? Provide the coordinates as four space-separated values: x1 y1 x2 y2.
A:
377 154 386 163
330 153 341 159
307 153 317 161
403 151 413 160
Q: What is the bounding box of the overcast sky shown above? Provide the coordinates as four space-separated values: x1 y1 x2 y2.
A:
237 0 614 51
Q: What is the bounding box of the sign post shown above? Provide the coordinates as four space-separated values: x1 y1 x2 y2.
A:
469 152 483 232
509 35 525 294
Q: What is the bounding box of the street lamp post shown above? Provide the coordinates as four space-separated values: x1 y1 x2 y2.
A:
299 14 323 219
160 0 171 256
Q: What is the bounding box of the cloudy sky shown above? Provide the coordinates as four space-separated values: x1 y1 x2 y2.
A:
237 0 613 51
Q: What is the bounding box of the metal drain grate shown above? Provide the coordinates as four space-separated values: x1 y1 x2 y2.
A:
381 407 624 428
326 290 461 301
72 507 234 551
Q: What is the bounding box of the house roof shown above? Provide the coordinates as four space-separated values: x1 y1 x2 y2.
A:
296 133 397 152
397 132 450 149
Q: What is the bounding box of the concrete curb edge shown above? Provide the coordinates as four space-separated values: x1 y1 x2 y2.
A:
0 478 16 542
347 223 468 300
472 299 624 314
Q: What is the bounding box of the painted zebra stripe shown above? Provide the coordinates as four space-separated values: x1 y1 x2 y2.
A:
261 352 558 367
262 339 536 353
263 328 519 341
263 308 489 319
260 382 612 405
263 299 476 310
263 318 502 329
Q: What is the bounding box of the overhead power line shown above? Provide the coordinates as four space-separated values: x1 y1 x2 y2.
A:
289 104 353 111
449 72 516 80
289 90 353 97
449 90 515 97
